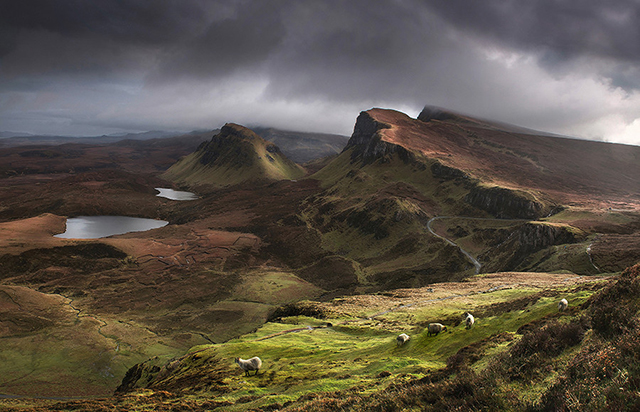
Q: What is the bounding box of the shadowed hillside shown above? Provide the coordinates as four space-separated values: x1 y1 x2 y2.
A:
301 108 640 288
397 106 639 206
251 127 349 164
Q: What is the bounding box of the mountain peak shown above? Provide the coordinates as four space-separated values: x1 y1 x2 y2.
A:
219 123 261 142
162 122 304 187
417 105 464 122
332 106 640 209
342 109 415 164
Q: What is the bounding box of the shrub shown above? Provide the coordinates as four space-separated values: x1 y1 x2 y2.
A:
591 300 639 338
535 320 640 411
511 320 587 359
589 264 640 338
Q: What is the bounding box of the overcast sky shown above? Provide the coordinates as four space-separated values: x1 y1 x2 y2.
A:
1 0 640 145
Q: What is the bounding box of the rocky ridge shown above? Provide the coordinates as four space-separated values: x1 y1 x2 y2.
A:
341 108 553 220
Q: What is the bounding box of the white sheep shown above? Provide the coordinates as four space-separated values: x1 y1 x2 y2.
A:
427 323 447 336
558 298 569 312
465 313 475 329
234 357 262 376
396 333 410 346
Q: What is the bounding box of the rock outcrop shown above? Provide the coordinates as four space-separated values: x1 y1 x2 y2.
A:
479 222 583 272
430 161 468 181
464 185 544 219
344 111 415 164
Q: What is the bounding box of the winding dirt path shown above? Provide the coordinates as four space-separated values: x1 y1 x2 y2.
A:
426 216 529 274
427 216 482 274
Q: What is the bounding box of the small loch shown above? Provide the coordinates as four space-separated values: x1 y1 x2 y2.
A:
155 188 198 201
54 216 169 239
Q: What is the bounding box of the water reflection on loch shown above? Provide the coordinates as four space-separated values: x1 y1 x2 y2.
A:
155 188 198 201
54 216 169 239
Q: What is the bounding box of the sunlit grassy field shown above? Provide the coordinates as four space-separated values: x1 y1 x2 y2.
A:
131 276 600 411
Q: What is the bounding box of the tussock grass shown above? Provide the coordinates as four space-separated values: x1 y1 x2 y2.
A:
139 282 601 411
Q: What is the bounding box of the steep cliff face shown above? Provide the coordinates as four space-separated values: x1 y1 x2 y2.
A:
479 222 583 272
162 123 305 186
197 124 257 168
464 185 545 219
341 110 551 220
344 111 415 164
430 161 468 181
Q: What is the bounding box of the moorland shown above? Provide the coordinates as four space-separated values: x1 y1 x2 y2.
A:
1 107 640 411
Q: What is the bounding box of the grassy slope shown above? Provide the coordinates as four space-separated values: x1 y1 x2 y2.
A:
0 267 323 398
95 273 606 411
302 149 608 286
0 285 185 398
304 150 472 283
161 151 256 187
162 137 304 187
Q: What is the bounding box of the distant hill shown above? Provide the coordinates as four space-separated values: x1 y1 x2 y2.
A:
251 127 349 163
0 128 349 164
162 123 305 187
0 131 34 138
0 132 213 178
0 130 188 147
113 130 214 151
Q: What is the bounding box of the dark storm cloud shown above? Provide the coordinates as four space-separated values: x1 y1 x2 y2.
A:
423 1 640 67
0 0 217 78
260 1 461 104
150 1 287 80
1 0 640 143
0 0 211 49
3 0 637 88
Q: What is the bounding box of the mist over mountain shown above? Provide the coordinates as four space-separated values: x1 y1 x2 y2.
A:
251 127 349 163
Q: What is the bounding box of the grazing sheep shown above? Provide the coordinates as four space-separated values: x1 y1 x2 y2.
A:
558 298 569 312
396 333 410 346
234 357 262 376
427 323 447 336
465 313 475 329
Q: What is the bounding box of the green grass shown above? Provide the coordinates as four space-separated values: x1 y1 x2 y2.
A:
0 268 325 399
141 283 600 411
230 270 324 306
304 150 601 284
310 150 469 215
0 314 183 397
163 138 304 187
517 240 603 275
302 151 478 282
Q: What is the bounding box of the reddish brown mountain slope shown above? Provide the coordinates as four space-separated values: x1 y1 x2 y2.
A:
354 107 640 207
